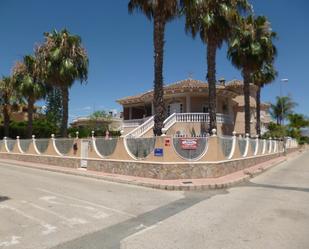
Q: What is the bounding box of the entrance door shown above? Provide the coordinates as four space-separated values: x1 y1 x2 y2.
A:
168 103 182 115
80 140 89 168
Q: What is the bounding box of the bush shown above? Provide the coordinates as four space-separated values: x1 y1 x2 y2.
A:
67 127 121 138
33 119 58 138
262 122 286 139
0 120 121 139
0 119 58 139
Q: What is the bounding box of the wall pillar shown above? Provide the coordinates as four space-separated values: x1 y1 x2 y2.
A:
186 95 191 113
129 107 132 120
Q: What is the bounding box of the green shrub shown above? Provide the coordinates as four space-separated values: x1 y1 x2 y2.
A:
67 127 121 138
0 120 58 139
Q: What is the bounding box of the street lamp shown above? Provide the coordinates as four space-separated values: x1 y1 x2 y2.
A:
280 78 288 125
280 78 288 155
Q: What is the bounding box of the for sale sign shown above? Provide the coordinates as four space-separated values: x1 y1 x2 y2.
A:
180 138 198 150
164 138 171 147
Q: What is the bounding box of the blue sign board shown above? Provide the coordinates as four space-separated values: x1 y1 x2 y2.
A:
154 148 163 157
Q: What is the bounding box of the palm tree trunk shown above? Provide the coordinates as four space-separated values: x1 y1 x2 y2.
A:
256 86 261 136
243 68 251 135
60 86 69 137
3 105 10 137
207 39 217 133
27 98 34 138
152 9 165 136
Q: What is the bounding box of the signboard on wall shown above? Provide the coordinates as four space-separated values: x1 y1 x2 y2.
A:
164 138 171 147
180 138 198 150
154 148 164 157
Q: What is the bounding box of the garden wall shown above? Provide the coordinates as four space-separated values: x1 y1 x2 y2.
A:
0 135 299 180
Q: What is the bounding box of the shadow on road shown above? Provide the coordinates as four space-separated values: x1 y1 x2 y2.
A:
242 182 309 193
52 190 228 249
0 196 10 202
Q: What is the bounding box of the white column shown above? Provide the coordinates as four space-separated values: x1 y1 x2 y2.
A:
186 95 191 113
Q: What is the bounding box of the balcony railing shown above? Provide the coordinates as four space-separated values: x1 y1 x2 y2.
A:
122 117 151 128
174 113 232 124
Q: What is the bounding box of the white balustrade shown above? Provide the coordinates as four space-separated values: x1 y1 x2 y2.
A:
174 113 232 124
122 117 150 128
126 116 154 138
163 113 176 130
125 113 233 138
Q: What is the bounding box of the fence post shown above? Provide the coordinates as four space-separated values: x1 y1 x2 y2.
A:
16 136 22 153
228 131 237 159
245 133 250 157
255 135 259 156
3 137 8 152
161 128 167 137
32 135 41 155
51 134 62 156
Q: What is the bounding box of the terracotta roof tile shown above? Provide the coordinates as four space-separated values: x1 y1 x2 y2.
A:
117 78 257 104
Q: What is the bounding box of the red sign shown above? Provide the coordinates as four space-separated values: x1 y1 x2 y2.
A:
165 138 171 147
180 138 198 150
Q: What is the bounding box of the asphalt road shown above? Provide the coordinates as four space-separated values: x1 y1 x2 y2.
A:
0 151 309 249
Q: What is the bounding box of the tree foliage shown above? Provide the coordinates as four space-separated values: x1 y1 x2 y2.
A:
90 110 110 119
45 87 63 127
36 29 89 137
263 102 308 144
262 122 286 139
287 113 309 144
128 0 180 136
0 76 20 137
270 96 297 125
12 55 47 138
183 0 251 132
252 63 277 136
0 119 57 139
228 15 277 135
288 113 309 130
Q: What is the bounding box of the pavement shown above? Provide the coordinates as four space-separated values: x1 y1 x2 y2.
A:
0 150 308 249
0 150 302 191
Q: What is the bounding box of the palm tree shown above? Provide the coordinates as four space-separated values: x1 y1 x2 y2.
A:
288 113 309 130
252 63 277 136
0 76 19 137
128 0 179 136
270 96 297 125
228 15 276 135
12 55 46 138
36 29 89 137
183 0 251 132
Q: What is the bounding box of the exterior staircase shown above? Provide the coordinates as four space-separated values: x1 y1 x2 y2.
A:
124 113 232 138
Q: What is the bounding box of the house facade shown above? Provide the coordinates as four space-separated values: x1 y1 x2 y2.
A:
70 110 123 132
1 104 43 123
117 78 271 137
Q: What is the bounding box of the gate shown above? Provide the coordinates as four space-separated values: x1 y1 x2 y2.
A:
80 139 89 168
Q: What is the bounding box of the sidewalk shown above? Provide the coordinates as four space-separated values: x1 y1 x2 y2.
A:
0 151 302 191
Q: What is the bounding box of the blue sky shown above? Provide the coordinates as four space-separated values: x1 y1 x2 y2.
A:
0 0 308 121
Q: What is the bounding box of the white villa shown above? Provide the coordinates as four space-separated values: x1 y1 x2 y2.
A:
117 78 272 137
